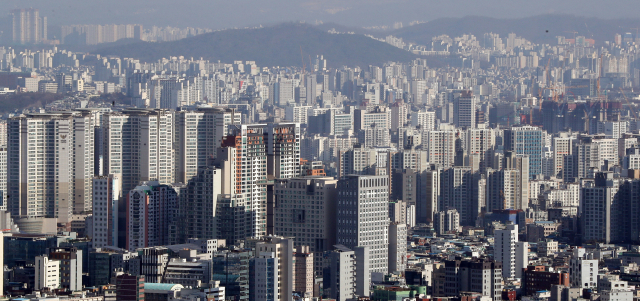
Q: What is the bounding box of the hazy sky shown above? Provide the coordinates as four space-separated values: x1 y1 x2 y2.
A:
3 0 639 29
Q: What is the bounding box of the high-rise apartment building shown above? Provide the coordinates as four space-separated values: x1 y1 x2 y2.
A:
126 181 178 251
103 109 174 193
581 172 622 244
221 124 268 238
434 208 460 235
179 168 222 243
274 176 337 275
336 175 389 275
266 123 301 179
174 108 240 183
354 106 390 131
388 222 407 273
466 128 495 172
441 167 478 226
572 136 619 180
553 136 574 179
390 102 408 130
8 111 95 223
12 8 47 44
306 74 317 106
411 110 436 131
485 153 529 211
92 174 122 249
337 145 379 179
494 224 528 279
427 130 457 169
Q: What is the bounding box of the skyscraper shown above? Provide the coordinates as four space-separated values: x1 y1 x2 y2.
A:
336 175 389 275
466 128 495 172
485 153 529 211
416 169 440 224
8 111 95 223
504 126 545 178
454 90 476 129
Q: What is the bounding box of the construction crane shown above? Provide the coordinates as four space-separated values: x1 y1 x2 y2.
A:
619 87 639 119
560 85 588 102
544 85 561 103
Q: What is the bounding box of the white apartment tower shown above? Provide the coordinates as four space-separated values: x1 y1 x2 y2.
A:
8 111 95 223
494 224 528 279
553 137 574 179
103 109 174 193
174 108 240 183
426 130 456 169
466 128 496 172
336 175 390 275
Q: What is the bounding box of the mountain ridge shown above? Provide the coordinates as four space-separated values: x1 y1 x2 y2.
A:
93 23 419 68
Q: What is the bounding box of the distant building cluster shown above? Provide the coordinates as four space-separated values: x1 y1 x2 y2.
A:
7 8 215 46
60 24 214 45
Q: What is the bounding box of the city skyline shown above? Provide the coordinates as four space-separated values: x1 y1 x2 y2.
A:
2 2 640 300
